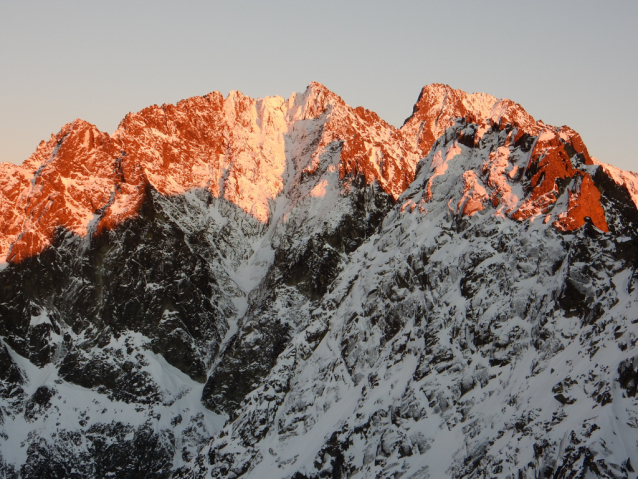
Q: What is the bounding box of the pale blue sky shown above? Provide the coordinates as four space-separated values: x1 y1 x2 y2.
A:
1 1 637 171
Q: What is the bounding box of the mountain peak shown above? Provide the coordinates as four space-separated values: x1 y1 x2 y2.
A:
1 83 635 264
401 83 538 156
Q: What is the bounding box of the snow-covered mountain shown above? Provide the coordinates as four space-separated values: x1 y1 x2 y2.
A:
1 82 638 478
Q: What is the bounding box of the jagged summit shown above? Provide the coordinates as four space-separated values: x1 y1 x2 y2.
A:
2 82 636 265
400 83 538 156
0 83 419 262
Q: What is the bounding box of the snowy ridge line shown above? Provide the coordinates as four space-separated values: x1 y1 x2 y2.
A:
2 82 635 265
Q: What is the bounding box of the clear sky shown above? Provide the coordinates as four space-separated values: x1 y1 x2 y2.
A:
1 1 637 172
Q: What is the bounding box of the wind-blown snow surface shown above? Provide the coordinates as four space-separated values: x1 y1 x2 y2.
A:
1 83 638 478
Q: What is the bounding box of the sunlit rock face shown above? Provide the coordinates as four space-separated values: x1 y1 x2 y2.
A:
0 82 421 264
1 83 638 478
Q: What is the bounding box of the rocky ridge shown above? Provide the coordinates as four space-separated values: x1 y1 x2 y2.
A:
0 83 638 478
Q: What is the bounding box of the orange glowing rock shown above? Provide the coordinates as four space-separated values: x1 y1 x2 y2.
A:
400 84 539 158
511 132 574 222
509 127 606 228
0 83 421 263
0 82 626 264
457 171 488 217
397 85 622 235
553 173 609 232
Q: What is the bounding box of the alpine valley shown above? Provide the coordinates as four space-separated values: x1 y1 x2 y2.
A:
1 82 638 479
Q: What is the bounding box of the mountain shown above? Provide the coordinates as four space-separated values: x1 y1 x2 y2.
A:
1 82 638 478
